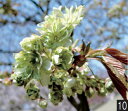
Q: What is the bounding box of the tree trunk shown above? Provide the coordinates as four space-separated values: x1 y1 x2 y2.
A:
68 92 90 111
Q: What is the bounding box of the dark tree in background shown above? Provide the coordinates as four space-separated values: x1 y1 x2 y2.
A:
0 0 128 111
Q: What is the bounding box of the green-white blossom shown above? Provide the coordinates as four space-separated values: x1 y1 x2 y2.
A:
37 6 85 49
20 34 43 52
52 47 73 70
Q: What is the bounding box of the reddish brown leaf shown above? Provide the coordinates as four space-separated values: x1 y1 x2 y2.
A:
101 56 128 99
105 48 128 65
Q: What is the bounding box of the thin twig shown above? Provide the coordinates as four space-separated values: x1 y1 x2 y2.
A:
30 0 44 13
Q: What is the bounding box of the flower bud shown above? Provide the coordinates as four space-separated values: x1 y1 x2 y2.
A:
25 82 40 100
98 87 107 96
105 79 114 93
15 75 25 86
38 100 48 108
65 78 76 88
85 87 95 97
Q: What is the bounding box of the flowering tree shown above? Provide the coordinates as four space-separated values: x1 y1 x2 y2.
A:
8 6 128 111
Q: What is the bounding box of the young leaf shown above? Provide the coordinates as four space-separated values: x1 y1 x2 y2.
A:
80 41 91 56
86 49 106 58
105 48 128 65
101 56 128 99
84 42 91 55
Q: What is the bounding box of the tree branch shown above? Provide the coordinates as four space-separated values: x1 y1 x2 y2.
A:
0 62 13 66
77 92 90 111
0 49 20 53
30 0 44 13
56 0 62 5
68 92 90 111
45 0 50 15
67 96 79 109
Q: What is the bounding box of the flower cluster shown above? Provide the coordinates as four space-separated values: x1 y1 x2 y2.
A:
84 76 114 97
37 6 85 49
12 6 114 108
